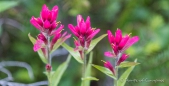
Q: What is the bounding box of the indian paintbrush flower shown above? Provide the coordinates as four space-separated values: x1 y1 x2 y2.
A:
68 15 100 51
103 29 139 76
117 54 129 65
102 53 129 75
105 29 139 57
30 4 71 54
68 15 100 86
103 61 115 75
30 4 59 34
29 4 72 86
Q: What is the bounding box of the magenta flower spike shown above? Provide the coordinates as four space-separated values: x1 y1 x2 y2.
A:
68 15 100 50
106 29 139 56
103 61 115 75
30 4 71 53
29 4 72 86
30 4 59 34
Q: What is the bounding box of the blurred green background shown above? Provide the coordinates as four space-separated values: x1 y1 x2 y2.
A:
0 0 169 86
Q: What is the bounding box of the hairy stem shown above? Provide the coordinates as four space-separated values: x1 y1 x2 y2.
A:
114 53 121 86
46 35 51 86
82 49 87 86
46 36 51 65
114 64 118 86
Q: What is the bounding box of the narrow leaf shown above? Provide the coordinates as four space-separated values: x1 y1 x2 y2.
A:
81 76 99 81
28 33 47 64
118 61 140 68
0 1 19 12
87 34 107 54
92 64 116 80
117 59 138 86
51 55 71 86
50 39 62 53
83 52 99 86
61 43 83 63
85 52 93 76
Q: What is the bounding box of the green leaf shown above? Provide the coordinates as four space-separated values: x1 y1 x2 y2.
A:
28 33 47 64
50 55 71 86
117 59 138 86
82 52 99 86
0 1 19 12
50 39 62 53
85 52 93 76
118 61 140 68
86 34 107 54
81 76 99 81
51 38 67 53
61 43 83 64
92 64 116 80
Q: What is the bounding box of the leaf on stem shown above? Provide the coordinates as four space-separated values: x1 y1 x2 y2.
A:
117 59 138 86
82 52 99 86
61 43 83 64
81 76 99 81
92 64 116 80
118 61 140 68
50 54 71 86
0 1 19 12
86 34 107 54
50 39 62 53
28 33 47 64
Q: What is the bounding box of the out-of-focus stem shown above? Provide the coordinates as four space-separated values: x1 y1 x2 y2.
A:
114 53 121 86
46 36 51 65
82 48 87 86
46 34 51 86
114 65 118 86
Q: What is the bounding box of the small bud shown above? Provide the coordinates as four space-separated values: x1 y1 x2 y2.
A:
38 33 47 44
46 64 52 72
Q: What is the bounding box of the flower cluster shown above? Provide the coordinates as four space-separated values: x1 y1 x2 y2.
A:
29 4 140 86
68 15 100 58
30 4 71 54
103 29 139 74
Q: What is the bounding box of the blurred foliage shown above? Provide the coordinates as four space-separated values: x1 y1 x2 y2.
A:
0 0 169 86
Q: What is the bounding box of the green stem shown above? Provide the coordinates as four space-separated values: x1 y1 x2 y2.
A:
114 65 118 86
46 36 51 65
114 53 121 86
82 49 87 86
46 35 52 86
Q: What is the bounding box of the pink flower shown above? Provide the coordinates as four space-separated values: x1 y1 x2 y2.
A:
33 33 46 51
117 54 129 65
31 4 71 53
33 29 71 52
68 15 100 50
103 61 115 75
46 64 52 72
104 51 115 58
30 4 59 34
106 29 139 56
50 28 72 50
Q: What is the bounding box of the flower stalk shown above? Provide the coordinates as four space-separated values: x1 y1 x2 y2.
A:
46 34 52 86
114 66 118 86
30 4 71 86
102 29 139 86
114 53 121 86
82 49 87 86
68 15 100 86
46 35 51 65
